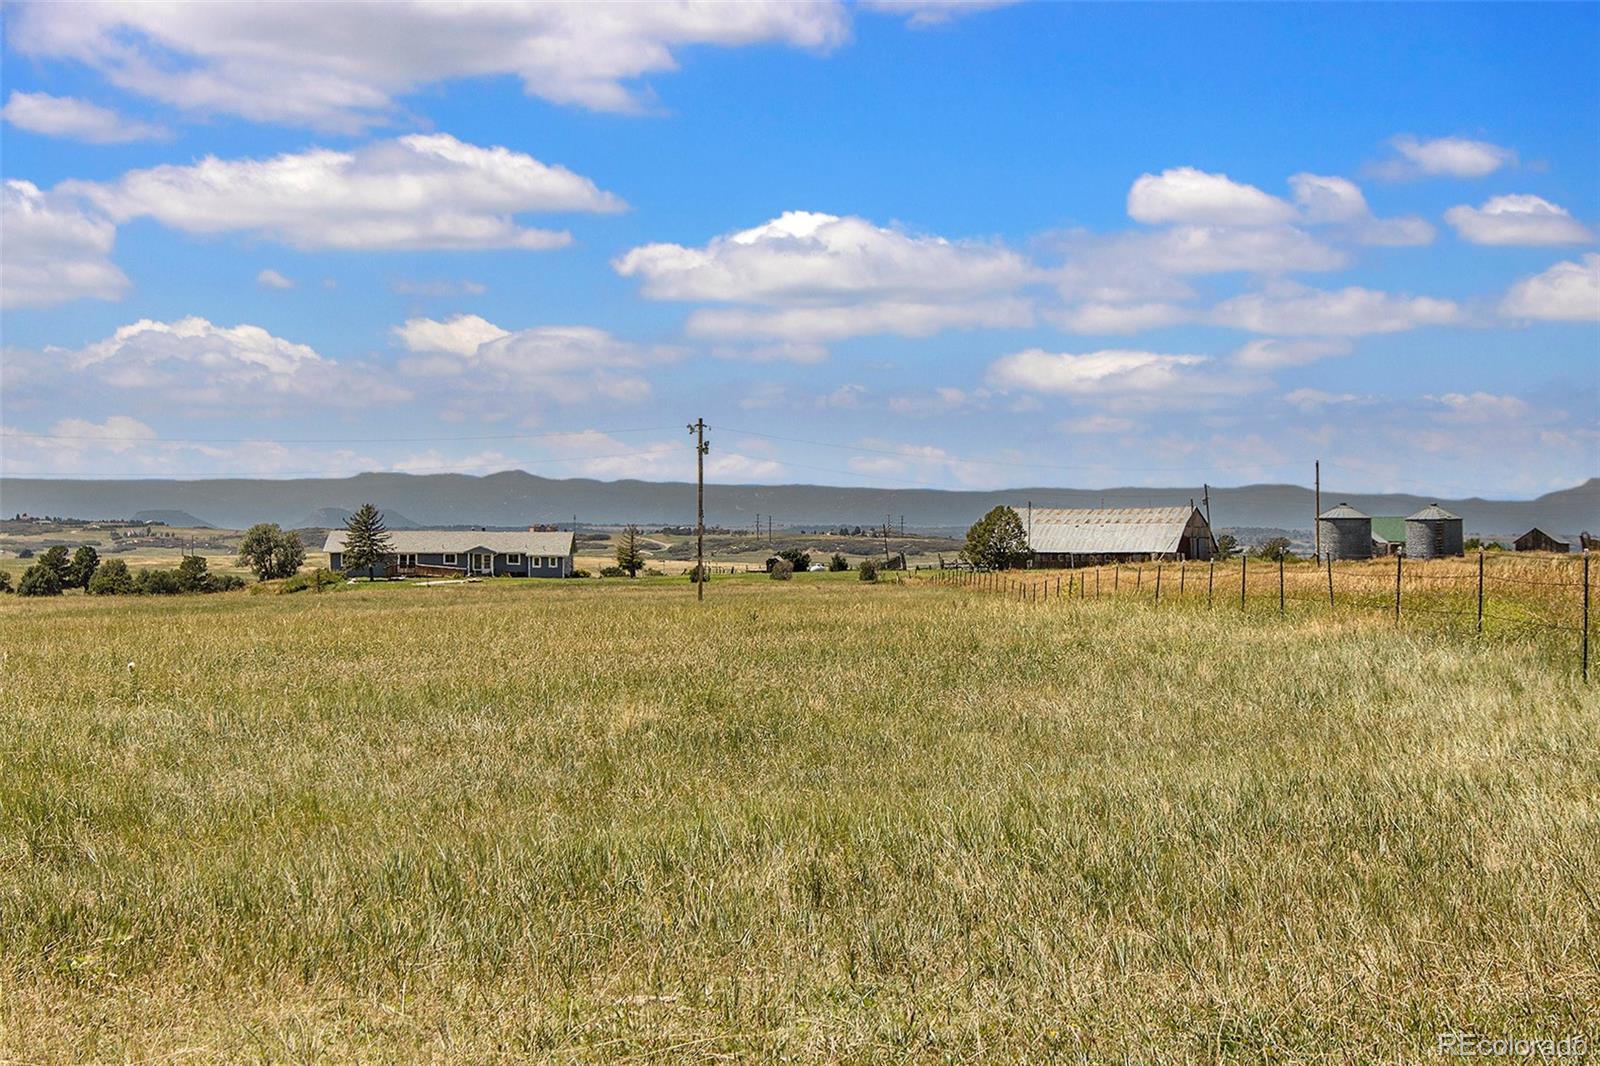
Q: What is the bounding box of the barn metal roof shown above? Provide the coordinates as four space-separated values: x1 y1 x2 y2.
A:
323 530 574 555
1024 506 1202 555
1319 502 1369 520
1370 517 1406 543
1406 503 1460 522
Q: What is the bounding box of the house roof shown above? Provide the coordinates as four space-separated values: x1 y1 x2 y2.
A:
323 530 574 555
1319 502 1369 520
1406 503 1460 522
1024 506 1205 555
1369 515 1408 541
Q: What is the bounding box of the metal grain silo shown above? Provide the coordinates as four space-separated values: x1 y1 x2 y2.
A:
1318 502 1372 560
1404 504 1464 558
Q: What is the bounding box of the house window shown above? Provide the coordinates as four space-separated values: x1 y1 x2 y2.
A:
507 554 522 565
442 553 458 565
397 553 417 567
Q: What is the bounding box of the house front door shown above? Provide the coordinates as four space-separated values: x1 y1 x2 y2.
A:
472 552 493 574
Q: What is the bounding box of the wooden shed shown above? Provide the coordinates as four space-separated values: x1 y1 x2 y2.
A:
1513 528 1570 553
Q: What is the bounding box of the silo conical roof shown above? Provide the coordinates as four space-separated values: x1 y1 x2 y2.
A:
1406 503 1459 521
1319 502 1369 520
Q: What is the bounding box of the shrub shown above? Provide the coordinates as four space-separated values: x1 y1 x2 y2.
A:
0 571 11 593
858 559 878 583
17 563 63 597
685 564 706 583
570 569 591 579
599 566 627 577
828 553 850 572
770 559 794 580
1253 537 1294 562
279 568 342 594
17 548 33 559
88 559 136 595
777 548 811 572
136 568 183 595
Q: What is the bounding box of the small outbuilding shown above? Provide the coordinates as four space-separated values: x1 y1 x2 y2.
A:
1318 502 1373 561
1404 504 1464 559
1513 527 1570 553
1370 517 1405 556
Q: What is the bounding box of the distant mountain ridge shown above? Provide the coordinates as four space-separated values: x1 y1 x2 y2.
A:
130 509 215 528
296 506 423 530
3 472 1594 539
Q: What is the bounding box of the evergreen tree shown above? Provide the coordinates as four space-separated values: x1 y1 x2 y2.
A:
962 506 1030 571
615 524 645 577
37 545 71 584
341 504 392 580
67 545 100 589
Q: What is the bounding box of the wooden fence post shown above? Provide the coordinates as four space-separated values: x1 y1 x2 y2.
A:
1326 553 1334 609
1583 550 1590 681
1477 550 1484 634
1278 555 1285 615
1394 550 1403 625
1240 554 1247 610
1208 559 1214 607
1155 563 1162 606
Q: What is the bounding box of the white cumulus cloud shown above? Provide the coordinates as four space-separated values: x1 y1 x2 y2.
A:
58 316 399 409
1127 167 1297 227
987 348 1215 396
1212 284 1460 335
2 90 167 143
65 134 624 251
1378 134 1516 179
1444 194 1594 246
256 268 294 290
1288 173 1434 246
616 210 1036 343
0 179 129 309
1500 254 1600 322
394 315 666 412
6 1 852 129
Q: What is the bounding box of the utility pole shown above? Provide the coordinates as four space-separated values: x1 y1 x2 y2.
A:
1201 483 1211 527
688 419 708 601
1314 459 1322 563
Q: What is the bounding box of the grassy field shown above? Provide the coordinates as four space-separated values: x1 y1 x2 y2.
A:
2 575 1596 1061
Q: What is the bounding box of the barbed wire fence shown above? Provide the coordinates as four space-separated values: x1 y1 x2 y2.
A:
928 551 1594 679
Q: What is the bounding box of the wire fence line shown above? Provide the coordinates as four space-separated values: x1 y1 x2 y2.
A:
927 552 1595 678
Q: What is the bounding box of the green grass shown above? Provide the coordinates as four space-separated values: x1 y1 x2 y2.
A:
1 578 1596 1061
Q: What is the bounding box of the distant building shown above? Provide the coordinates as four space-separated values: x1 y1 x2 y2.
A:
1405 504 1465 559
1022 506 1215 567
1318 502 1373 561
324 529 575 578
1513 528 1570 553
1370 517 1406 556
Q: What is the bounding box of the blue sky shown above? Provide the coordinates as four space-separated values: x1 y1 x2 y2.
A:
2 1 1596 497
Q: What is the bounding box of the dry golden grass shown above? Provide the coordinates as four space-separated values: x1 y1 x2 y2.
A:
1 575 1595 1061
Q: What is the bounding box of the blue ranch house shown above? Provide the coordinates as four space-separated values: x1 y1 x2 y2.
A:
324 529 576 578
